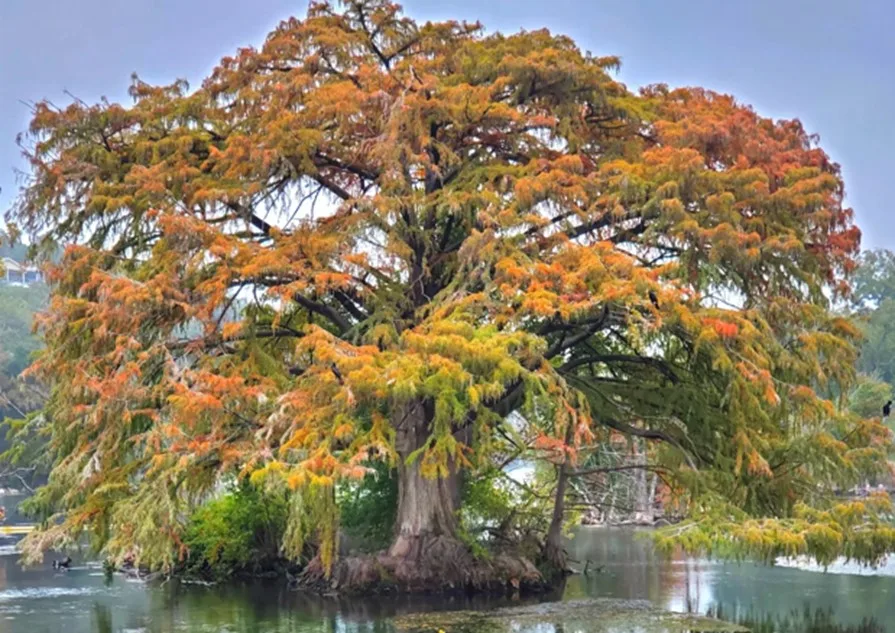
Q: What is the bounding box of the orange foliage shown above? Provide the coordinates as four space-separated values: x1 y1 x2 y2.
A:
703 317 739 339
7 0 876 570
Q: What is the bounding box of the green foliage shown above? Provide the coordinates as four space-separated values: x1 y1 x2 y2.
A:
847 375 892 420
7 0 888 578
851 249 895 310
656 494 895 568
184 482 288 579
0 410 51 486
336 464 550 560
855 299 895 385
461 470 515 533
457 470 517 559
336 464 397 552
0 284 46 379
850 249 895 387
281 480 339 571
0 235 30 263
0 282 48 482
457 462 578 563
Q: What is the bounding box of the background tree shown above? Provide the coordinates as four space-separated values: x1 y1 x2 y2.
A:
0 284 47 381
7 0 891 590
0 230 30 263
850 249 895 312
847 374 892 422
0 251 48 492
849 250 895 388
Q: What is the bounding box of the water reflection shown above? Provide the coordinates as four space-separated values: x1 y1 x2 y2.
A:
92 603 112 633
1 504 895 632
709 607 885 633
567 527 895 628
0 563 549 633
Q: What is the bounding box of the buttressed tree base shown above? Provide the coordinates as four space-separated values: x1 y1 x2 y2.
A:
8 0 895 593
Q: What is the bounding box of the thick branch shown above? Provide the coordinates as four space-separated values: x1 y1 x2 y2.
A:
333 290 369 322
293 294 351 333
545 305 611 358
489 379 525 419
312 174 352 201
560 354 680 384
569 464 669 478
313 152 378 183
224 201 274 236
170 327 304 351
596 415 697 470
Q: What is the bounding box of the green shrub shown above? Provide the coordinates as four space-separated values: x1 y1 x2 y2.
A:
461 469 515 530
337 466 522 556
337 463 397 552
184 482 288 579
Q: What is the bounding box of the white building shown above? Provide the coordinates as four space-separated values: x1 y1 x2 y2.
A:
1 257 42 286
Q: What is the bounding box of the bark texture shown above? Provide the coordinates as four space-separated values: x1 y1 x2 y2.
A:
388 400 462 558
299 399 544 594
542 461 570 578
541 422 574 579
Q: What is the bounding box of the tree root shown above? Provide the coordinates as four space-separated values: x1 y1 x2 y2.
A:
297 536 545 595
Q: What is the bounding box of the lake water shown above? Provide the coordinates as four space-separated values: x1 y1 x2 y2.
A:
0 492 893 632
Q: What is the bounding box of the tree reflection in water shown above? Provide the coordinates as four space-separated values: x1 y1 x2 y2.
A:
92 603 112 633
707 606 884 633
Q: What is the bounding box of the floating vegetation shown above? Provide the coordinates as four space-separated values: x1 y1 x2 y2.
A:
392 599 748 633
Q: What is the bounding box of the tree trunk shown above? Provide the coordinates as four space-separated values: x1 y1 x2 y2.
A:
632 440 651 524
543 460 570 576
388 400 463 559
543 420 576 576
300 399 545 593
544 463 569 576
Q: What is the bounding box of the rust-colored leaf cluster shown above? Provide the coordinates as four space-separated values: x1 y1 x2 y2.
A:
6 0 880 570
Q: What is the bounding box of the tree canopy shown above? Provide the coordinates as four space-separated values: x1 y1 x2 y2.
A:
7 0 891 581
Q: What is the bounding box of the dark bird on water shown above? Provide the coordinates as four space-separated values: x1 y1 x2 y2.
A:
648 290 660 310
884 400 892 418
52 556 72 571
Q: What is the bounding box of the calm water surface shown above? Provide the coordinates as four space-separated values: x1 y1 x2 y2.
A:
0 493 892 632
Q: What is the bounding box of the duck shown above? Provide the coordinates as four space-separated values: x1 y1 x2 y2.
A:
52 556 72 571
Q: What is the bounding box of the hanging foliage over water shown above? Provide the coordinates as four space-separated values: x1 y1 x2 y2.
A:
7 0 891 587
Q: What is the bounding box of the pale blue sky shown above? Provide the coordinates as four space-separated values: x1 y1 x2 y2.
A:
1 1 892 247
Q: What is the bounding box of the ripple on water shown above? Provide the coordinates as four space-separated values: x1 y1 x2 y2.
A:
0 544 20 557
0 587 98 602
